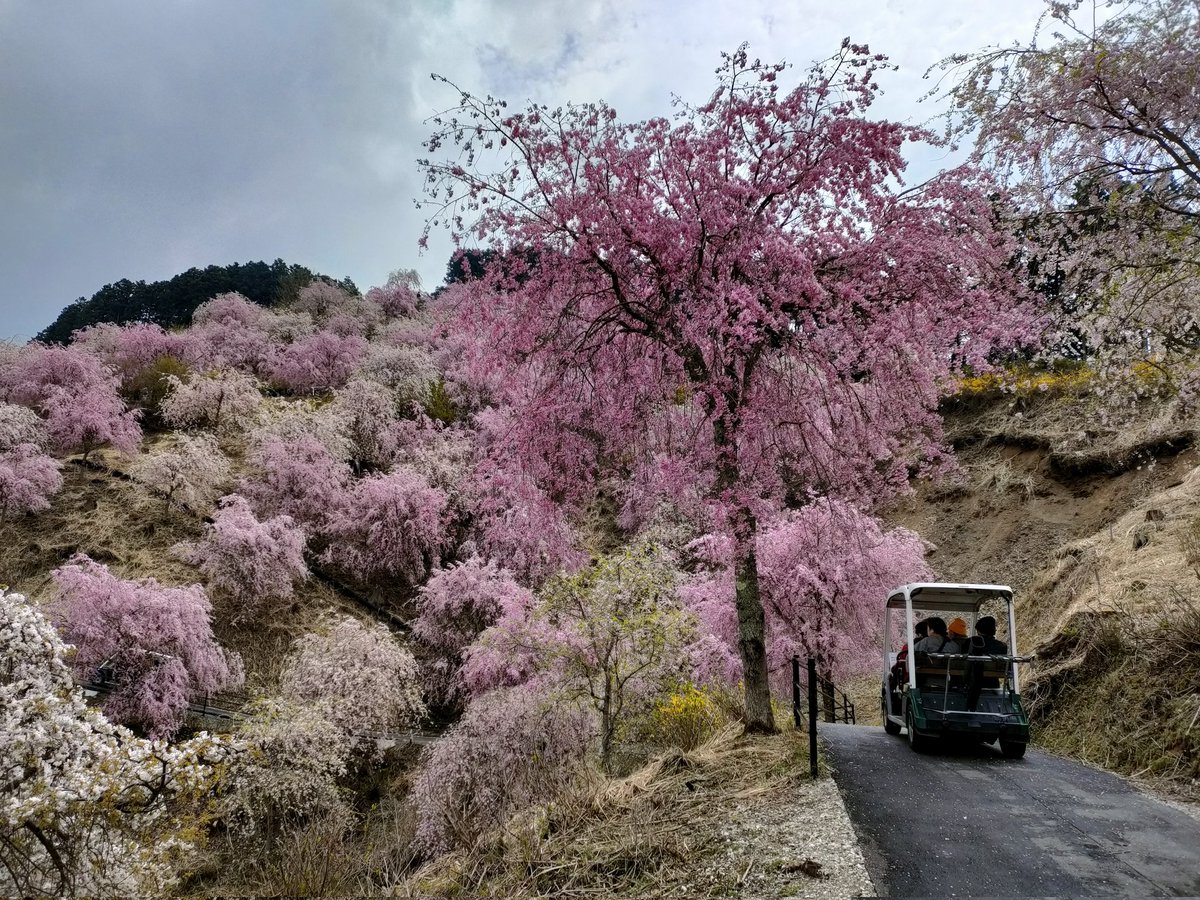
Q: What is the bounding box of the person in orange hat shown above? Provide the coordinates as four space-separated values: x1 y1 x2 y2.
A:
947 617 969 653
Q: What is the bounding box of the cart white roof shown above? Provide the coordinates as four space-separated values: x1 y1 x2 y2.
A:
885 582 1013 612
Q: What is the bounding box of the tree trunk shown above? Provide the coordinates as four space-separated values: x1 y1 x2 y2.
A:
600 673 614 773
733 512 777 734
711 393 777 736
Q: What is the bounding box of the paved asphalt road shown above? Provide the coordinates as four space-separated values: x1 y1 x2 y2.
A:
821 723 1200 897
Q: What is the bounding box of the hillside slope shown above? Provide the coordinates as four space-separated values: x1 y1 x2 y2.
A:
0 446 380 697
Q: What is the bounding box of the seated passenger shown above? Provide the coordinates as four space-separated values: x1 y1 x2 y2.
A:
898 619 929 660
914 617 953 654
966 615 1009 709
947 617 969 652
972 616 1007 656
891 619 929 686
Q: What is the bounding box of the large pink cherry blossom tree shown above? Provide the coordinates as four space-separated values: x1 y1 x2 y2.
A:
421 44 1030 730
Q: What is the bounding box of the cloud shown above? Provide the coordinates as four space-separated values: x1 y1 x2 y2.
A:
0 0 1048 340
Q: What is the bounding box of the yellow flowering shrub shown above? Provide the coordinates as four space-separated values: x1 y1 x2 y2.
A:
647 683 724 751
953 363 1096 400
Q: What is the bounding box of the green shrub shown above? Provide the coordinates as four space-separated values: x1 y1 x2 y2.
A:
424 378 458 424
123 355 191 430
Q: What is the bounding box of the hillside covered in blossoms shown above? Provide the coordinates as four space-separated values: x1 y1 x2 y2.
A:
4 1 1200 894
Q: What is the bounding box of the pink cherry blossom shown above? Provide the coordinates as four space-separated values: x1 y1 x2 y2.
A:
51 555 243 738
320 466 449 585
174 494 308 616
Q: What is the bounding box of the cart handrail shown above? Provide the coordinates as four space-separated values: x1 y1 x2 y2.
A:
917 653 1035 663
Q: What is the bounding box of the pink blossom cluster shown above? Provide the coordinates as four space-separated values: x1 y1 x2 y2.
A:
320 467 449 585
0 344 141 459
73 322 186 380
51 555 244 738
174 494 308 615
412 557 533 704
0 403 61 521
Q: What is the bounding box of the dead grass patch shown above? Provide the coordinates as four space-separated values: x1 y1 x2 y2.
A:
1028 596 1200 797
1017 463 1200 640
392 725 812 898
945 384 1196 479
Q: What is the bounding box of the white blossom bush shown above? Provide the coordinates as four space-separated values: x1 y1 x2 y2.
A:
412 685 591 855
131 432 231 512
279 615 426 756
249 396 353 462
220 698 351 838
0 401 45 449
290 280 355 323
0 589 227 897
353 343 438 408
259 307 317 344
330 378 399 470
160 369 262 435
394 416 475 494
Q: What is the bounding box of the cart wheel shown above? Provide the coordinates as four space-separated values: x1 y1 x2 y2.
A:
1000 739 1026 759
883 691 901 735
906 706 930 753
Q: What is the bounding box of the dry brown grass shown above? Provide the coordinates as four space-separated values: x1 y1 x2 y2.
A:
1028 594 1200 797
972 452 1038 501
391 725 811 899
945 384 1196 479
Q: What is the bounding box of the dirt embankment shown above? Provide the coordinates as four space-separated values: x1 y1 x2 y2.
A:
888 432 1200 636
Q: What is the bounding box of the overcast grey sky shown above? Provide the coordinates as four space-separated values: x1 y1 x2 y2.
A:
0 0 1049 341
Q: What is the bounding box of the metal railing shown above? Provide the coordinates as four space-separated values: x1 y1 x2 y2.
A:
790 655 856 726
790 655 857 778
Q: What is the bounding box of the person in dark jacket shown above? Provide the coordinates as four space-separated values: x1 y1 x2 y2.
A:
971 616 1007 656
967 615 1009 709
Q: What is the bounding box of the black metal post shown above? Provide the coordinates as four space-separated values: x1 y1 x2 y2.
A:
791 655 802 728
807 656 818 777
